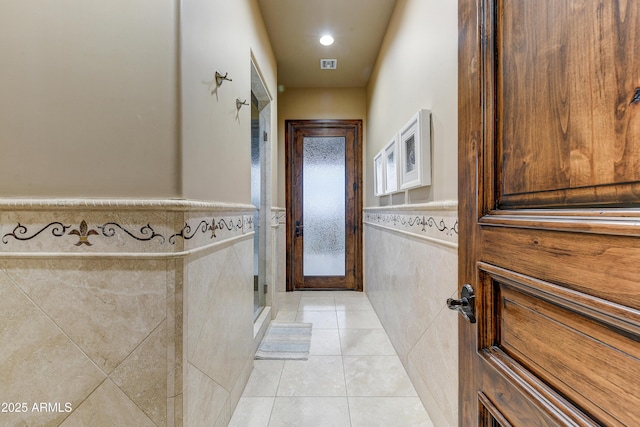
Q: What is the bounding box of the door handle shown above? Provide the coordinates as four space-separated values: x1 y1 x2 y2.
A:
295 220 304 237
447 284 476 323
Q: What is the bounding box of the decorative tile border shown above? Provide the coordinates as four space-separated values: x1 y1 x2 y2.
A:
364 201 458 247
3 220 166 246
0 199 256 257
173 215 250 245
364 213 458 236
271 208 286 227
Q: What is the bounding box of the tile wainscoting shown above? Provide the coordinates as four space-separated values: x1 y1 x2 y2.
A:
364 201 459 427
272 208 286 296
0 199 256 427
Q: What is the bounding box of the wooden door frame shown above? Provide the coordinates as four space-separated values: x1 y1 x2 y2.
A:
285 119 363 292
458 1 482 424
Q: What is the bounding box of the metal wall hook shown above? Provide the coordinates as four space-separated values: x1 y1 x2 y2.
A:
215 71 232 86
236 98 249 110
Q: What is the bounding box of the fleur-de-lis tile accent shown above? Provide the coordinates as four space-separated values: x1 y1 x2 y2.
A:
208 218 220 238
69 220 99 246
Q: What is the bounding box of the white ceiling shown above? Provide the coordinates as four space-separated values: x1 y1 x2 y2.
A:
258 0 397 88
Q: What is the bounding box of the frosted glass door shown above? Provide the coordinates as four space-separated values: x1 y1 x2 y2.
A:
286 119 362 291
302 137 346 276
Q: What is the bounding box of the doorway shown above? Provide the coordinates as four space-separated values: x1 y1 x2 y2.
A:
251 60 271 319
285 120 363 291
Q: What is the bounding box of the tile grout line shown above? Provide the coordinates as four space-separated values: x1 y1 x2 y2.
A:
110 319 167 426
271 292 433 425
62 377 110 424
1 269 164 426
0 269 110 377
338 313 355 426
266 360 285 427
405 287 458 361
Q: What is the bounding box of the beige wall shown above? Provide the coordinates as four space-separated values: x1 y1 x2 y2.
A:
366 0 458 205
363 2 459 426
0 0 180 198
0 0 277 204
181 0 277 204
276 87 367 207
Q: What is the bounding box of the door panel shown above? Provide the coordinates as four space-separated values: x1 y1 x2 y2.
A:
478 392 514 427
481 226 640 310
497 0 640 208
480 264 640 426
459 0 640 426
285 120 362 291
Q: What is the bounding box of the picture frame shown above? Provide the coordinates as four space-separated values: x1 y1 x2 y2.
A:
383 135 399 193
373 150 385 196
399 109 431 190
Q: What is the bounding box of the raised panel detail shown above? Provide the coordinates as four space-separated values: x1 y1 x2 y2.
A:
496 1 640 208
478 392 513 427
482 227 640 312
479 265 640 426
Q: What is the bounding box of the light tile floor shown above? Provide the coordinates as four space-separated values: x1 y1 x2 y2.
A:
229 291 434 427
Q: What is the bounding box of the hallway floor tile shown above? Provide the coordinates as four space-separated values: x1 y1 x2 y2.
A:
229 292 434 427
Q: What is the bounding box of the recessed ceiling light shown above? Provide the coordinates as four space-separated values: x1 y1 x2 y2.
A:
319 35 334 46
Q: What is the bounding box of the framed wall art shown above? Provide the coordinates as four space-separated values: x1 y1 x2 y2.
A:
373 150 385 196
399 109 431 190
383 135 399 193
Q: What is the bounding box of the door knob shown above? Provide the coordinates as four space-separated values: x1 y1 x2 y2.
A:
447 284 476 323
295 220 304 237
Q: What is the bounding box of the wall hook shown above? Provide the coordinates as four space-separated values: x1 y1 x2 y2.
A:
236 98 249 110
215 71 232 86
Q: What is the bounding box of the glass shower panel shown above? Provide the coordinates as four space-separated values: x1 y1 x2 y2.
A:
251 94 262 318
302 137 346 276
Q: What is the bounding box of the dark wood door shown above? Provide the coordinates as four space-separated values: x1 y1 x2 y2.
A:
285 120 362 290
459 1 640 425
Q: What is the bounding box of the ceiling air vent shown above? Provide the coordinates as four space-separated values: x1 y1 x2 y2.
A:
320 59 337 70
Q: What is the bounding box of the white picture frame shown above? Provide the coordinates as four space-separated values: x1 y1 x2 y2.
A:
373 150 385 196
399 109 431 190
383 135 399 193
